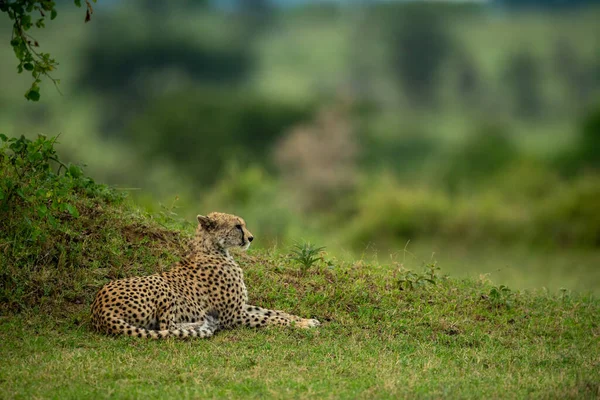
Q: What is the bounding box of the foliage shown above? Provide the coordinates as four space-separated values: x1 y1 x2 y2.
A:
289 242 326 274
504 50 543 118
126 89 313 186
0 133 116 227
578 105 600 170
0 134 187 313
77 11 252 125
361 124 437 177
0 0 95 100
442 123 518 192
534 174 600 247
347 170 600 249
397 262 442 290
0 127 597 397
347 177 452 247
387 4 453 107
485 284 515 309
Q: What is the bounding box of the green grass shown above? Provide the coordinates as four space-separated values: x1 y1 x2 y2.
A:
361 240 600 296
1 251 599 399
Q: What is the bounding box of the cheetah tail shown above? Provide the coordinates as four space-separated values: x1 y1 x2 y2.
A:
108 313 219 339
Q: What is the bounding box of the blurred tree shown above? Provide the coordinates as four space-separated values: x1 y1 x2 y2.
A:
504 50 543 119
126 89 313 187
388 4 453 108
553 40 594 108
347 0 377 102
554 106 600 176
274 103 358 211
0 0 94 101
361 127 436 178
443 124 518 192
77 6 253 133
454 49 481 107
578 106 600 170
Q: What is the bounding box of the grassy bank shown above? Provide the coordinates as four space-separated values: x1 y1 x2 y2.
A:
1 251 599 399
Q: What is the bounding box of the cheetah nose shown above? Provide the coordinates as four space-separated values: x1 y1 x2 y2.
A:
248 236 254 242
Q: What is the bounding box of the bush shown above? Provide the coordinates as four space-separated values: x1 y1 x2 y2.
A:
555 105 600 176
345 171 599 249
347 175 452 248
578 105 600 170
442 124 519 192
0 134 188 315
533 175 600 247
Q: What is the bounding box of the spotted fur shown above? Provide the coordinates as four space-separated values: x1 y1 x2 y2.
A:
91 212 320 339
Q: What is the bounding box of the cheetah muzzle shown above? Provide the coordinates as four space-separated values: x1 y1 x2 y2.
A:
91 212 320 339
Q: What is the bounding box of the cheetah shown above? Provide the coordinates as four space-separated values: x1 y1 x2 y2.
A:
91 212 320 339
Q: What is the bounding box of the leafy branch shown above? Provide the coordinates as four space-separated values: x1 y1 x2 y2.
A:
0 0 96 101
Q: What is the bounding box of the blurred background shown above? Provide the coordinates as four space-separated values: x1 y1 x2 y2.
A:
1 0 599 293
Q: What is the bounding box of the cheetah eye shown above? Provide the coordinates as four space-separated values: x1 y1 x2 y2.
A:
235 224 242 230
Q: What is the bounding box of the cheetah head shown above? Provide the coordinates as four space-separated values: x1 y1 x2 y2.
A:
197 212 254 250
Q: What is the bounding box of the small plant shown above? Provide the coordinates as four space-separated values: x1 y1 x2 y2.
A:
425 262 441 282
487 284 515 309
559 287 571 302
290 242 326 274
397 262 441 290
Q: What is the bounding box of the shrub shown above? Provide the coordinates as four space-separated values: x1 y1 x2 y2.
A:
442 123 519 192
274 104 358 211
0 134 187 315
347 175 452 248
533 175 600 247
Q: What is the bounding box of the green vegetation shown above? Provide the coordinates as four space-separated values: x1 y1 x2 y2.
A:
0 134 190 314
0 0 95 100
0 136 598 398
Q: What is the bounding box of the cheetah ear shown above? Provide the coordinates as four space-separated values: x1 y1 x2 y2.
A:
197 215 216 231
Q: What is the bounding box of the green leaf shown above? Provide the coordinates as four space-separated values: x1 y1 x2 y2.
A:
21 15 32 30
74 0 82 7
51 9 57 20
23 63 34 71
68 164 82 178
37 204 48 217
0 133 7 142
65 204 79 218
25 88 40 101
